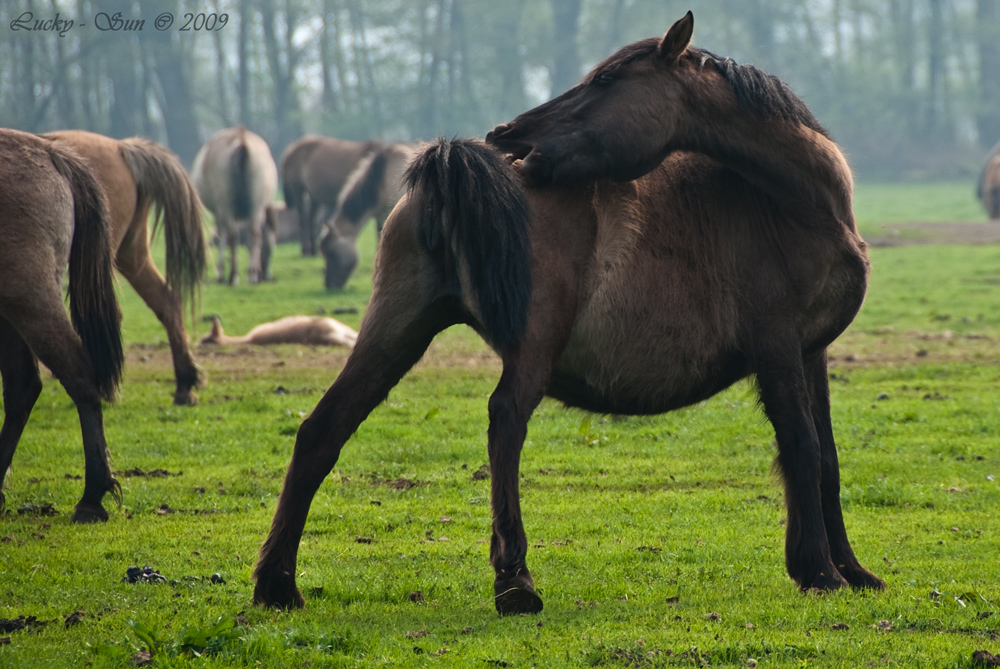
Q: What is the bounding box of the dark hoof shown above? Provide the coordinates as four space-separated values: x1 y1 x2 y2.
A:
253 569 306 610
494 572 543 615
839 565 887 591
798 568 849 592
174 390 198 406
71 502 109 523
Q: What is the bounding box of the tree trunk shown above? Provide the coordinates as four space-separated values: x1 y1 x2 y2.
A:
550 0 582 95
977 0 1000 146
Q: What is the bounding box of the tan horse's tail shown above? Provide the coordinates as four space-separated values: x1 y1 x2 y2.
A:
119 137 207 308
49 145 124 402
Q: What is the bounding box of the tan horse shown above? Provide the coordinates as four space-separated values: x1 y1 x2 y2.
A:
45 130 207 406
199 315 357 347
319 142 419 290
978 139 1000 219
255 13 881 614
280 135 381 256
0 128 124 523
192 126 278 285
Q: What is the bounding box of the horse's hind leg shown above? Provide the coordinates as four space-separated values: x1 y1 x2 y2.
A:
254 285 456 609
6 296 118 522
805 352 885 590
0 318 43 511
756 335 846 591
487 351 553 615
116 239 204 406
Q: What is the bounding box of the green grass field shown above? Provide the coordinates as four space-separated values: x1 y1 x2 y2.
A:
2 182 1000 667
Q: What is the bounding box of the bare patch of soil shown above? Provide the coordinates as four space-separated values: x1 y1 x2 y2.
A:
866 221 1000 247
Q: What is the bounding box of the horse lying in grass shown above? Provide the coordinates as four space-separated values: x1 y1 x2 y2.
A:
45 130 207 406
319 142 419 290
192 126 277 285
199 315 357 348
0 128 124 523
254 12 882 615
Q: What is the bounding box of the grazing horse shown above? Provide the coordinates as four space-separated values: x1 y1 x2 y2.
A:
199 315 357 347
319 142 419 290
978 139 1000 219
45 130 207 406
254 12 883 615
280 135 382 256
192 126 278 285
0 128 124 522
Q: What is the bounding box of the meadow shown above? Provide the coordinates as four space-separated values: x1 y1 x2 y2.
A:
2 181 1000 668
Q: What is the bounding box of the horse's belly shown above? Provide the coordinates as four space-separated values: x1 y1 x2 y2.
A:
549 303 748 415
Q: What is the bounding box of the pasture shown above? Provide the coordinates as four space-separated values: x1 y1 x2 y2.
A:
2 182 1000 667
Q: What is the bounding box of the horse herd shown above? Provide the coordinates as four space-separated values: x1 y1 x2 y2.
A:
2 12 1000 616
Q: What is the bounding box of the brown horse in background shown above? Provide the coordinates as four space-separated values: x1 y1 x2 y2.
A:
45 130 207 406
280 135 381 256
319 142 418 290
254 13 882 615
978 139 1000 219
0 128 124 522
192 126 278 285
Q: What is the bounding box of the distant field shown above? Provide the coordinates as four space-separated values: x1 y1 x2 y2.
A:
3 195 1000 667
853 181 986 237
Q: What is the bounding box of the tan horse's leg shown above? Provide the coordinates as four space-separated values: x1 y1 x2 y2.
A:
805 351 885 590
0 318 43 511
116 226 204 406
4 292 119 522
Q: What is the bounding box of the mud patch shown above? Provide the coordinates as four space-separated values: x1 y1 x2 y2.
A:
0 616 49 633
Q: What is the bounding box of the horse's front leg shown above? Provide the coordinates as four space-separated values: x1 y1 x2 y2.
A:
755 332 847 591
805 352 885 590
488 350 553 615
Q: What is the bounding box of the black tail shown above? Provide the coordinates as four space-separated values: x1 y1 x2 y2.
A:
119 137 207 309
404 138 532 352
231 141 253 220
49 146 124 402
338 151 389 223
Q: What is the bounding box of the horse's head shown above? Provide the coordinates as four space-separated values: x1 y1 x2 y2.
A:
486 12 695 187
319 225 360 291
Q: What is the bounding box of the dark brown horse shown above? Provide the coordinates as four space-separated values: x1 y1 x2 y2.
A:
978 138 1000 219
45 130 207 406
254 13 882 615
319 142 418 290
0 128 124 522
280 135 382 256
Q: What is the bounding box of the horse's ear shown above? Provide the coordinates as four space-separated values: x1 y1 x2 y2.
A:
658 11 694 63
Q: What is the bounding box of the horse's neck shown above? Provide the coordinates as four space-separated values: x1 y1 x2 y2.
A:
675 96 854 225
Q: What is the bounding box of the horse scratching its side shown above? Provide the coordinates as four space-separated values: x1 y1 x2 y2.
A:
255 12 882 616
45 130 207 406
192 126 278 285
0 128 124 523
319 142 419 290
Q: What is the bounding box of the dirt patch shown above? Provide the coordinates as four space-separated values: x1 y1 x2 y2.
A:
866 221 1000 247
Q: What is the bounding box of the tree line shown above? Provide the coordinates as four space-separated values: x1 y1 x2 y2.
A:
2 0 998 178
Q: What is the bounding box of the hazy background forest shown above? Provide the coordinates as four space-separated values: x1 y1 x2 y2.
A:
1 0 999 180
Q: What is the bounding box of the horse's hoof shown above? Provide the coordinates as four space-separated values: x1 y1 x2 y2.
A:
71 502 109 523
798 569 849 592
839 565 887 591
494 572 543 615
253 567 306 610
174 390 198 406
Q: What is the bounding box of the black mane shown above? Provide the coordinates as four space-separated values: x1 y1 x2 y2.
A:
691 48 830 138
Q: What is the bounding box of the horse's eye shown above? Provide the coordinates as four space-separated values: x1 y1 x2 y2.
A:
596 73 615 85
